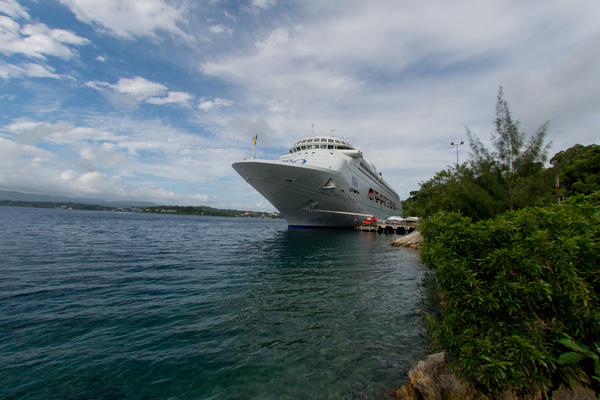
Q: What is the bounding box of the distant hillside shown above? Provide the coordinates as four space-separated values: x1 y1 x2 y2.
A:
0 190 282 219
143 205 282 219
0 190 157 208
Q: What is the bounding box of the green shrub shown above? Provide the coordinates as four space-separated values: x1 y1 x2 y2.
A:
421 192 600 396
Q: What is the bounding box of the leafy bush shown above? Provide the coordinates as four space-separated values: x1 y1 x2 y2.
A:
421 193 600 396
551 143 600 197
557 336 600 392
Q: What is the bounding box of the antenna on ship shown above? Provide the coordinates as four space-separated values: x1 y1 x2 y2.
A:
329 129 336 137
311 123 315 138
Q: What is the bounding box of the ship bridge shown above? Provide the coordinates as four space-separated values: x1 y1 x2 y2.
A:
289 136 355 153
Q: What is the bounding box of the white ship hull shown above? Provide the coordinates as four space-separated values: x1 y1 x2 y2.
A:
232 136 402 228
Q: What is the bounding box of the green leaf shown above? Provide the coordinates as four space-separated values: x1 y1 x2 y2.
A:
557 338 590 353
557 352 585 365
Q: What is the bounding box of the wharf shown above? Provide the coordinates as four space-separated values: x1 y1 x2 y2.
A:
354 221 417 234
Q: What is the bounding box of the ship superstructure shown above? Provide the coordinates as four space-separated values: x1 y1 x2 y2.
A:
232 134 402 228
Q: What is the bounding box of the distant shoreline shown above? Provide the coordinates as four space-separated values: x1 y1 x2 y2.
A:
0 200 283 219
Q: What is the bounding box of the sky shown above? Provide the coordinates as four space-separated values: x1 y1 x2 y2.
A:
1 0 599 211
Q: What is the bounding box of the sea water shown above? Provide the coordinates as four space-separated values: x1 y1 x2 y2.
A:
0 207 438 400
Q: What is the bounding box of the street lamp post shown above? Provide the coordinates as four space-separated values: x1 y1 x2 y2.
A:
450 141 464 167
552 160 562 205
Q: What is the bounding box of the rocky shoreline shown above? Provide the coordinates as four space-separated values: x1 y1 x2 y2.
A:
390 230 423 249
394 352 597 400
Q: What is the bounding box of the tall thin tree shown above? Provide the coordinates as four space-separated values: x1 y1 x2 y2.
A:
467 86 551 211
494 87 525 209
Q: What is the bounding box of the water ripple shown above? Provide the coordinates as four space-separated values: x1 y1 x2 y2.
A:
0 207 439 400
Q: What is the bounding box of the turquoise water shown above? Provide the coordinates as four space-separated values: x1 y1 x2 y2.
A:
0 207 438 399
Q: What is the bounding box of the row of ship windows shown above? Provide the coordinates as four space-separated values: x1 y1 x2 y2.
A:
368 188 398 211
346 165 390 208
289 144 352 153
359 161 380 181
359 163 397 198
298 138 350 145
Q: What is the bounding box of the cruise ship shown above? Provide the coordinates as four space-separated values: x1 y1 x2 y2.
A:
232 133 402 228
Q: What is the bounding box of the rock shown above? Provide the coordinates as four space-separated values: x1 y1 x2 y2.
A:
391 230 424 249
395 352 483 400
551 382 597 400
395 379 420 400
395 353 598 400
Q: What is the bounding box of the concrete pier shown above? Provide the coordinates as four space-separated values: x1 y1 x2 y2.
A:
354 221 416 234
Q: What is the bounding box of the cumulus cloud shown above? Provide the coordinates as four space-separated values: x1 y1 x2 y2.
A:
242 0 277 14
229 116 275 145
0 137 53 170
0 16 90 59
200 1 600 151
59 0 194 42
0 0 30 19
208 24 233 36
6 122 129 173
11 121 76 144
200 25 364 113
21 23 89 45
198 97 234 111
79 146 128 166
0 136 57 191
252 0 277 8
499 32 600 146
101 90 141 110
0 117 226 204
21 63 62 78
86 76 193 106
58 169 123 195
112 76 167 101
146 91 194 105
0 62 63 79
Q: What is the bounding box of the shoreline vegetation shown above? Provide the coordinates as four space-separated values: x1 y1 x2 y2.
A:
0 200 282 219
395 193 599 400
395 88 599 399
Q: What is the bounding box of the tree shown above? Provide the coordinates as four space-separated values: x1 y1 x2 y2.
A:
550 144 600 197
402 169 459 217
404 87 555 220
466 86 552 212
453 162 509 220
